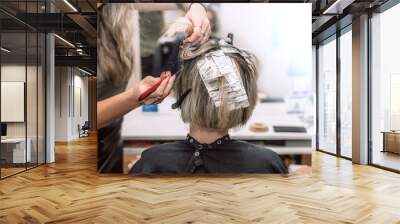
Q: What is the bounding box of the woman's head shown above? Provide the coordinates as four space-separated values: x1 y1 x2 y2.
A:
174 39 258 131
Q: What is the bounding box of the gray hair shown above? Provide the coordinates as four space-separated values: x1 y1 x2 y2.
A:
174 41 258 131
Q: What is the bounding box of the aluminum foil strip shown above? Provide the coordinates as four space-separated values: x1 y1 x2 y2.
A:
219 40 256 73
196 49 249 111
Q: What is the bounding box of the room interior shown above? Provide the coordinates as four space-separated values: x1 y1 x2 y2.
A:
0 0 400 222
0 0 97 179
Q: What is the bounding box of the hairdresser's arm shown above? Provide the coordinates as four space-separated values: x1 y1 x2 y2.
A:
97 73 176 129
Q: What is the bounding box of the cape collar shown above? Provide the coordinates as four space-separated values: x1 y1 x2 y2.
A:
185 134 231 150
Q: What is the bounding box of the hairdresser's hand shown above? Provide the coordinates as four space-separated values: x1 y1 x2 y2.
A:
184 3 211 45
133 71 176 105
161 17 192 42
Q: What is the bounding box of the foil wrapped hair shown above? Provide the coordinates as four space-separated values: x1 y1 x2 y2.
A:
179 34 256 111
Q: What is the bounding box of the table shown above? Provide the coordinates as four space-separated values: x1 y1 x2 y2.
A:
1 138 32 164
122 97 313 143
382 131 400 154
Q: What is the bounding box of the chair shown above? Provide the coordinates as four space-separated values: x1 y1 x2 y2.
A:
78 121 90 138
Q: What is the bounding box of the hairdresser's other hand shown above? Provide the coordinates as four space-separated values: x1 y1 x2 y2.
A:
161 17 192 42
134 71 176 105
184 3 211 45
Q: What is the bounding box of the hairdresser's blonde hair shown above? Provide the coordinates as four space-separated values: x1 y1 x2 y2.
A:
175 42 258 131
98 3 136 85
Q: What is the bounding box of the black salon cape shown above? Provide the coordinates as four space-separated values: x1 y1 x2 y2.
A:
130 135 288 174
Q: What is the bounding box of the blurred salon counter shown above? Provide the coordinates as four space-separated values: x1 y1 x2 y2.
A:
122 96 313 148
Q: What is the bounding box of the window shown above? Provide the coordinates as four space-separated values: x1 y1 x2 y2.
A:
370 2 400 171
317 36 337 154
1 30 28 177
339 28 352 158
0 1 47 179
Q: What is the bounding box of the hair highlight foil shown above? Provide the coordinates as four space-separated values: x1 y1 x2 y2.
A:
195 40 250 111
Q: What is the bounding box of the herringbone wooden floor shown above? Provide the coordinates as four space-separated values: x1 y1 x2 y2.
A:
1 135 400 224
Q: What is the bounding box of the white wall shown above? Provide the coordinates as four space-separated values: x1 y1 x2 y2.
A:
54 67 89 141
1 82 25 122
55 67 69 141
215 3 312 98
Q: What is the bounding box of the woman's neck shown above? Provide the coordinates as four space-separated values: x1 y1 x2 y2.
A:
189 126 228 144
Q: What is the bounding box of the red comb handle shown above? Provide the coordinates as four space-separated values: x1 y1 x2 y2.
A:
137 73 168 102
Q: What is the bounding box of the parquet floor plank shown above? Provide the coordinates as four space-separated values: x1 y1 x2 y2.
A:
1 135 400 223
